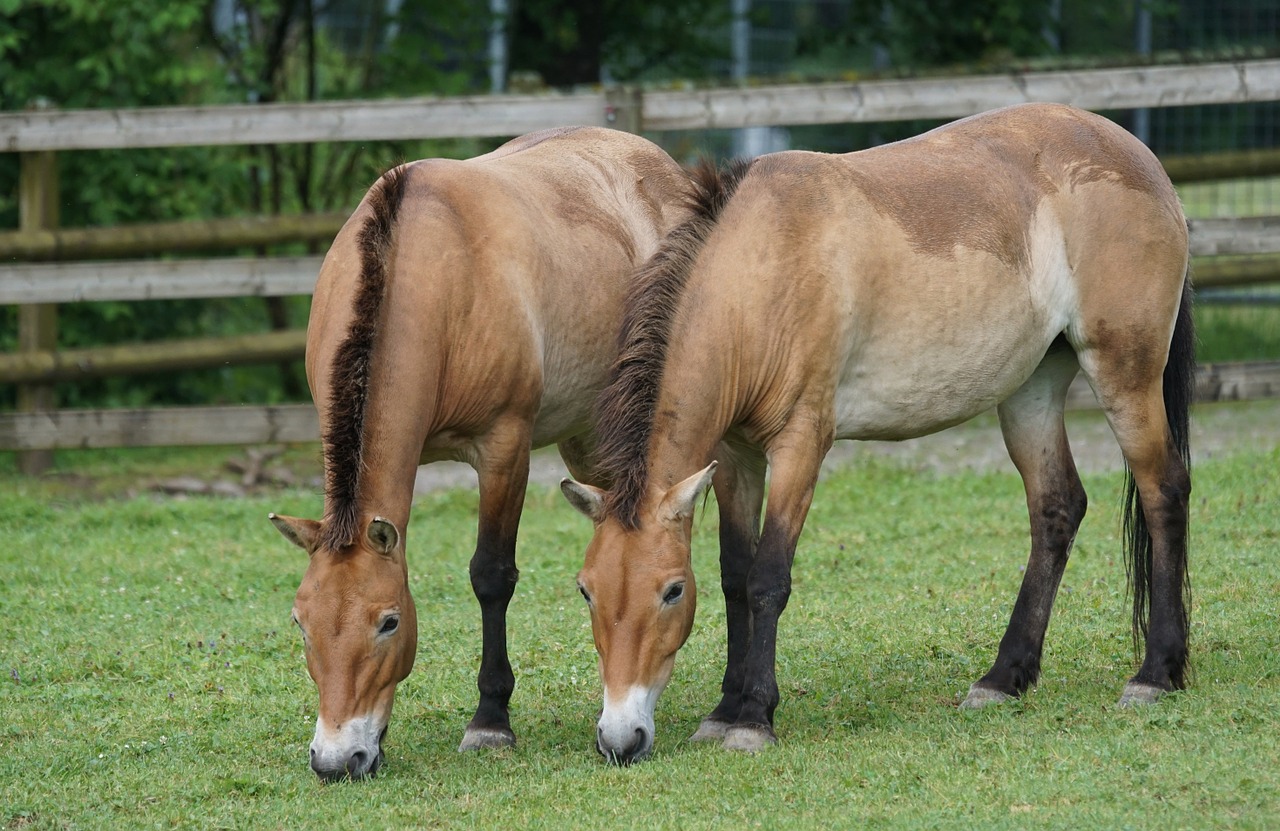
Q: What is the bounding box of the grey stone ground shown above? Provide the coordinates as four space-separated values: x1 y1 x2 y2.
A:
413 398 1280 495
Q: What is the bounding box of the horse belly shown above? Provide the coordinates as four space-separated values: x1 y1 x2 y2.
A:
529 377 598 447
831 291 1070 441
833 344 1040 441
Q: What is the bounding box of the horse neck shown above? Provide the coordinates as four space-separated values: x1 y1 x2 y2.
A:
642 352 740 496
323 364 438 539
357 414 430 531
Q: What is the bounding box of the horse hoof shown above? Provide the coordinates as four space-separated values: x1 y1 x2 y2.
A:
1118 682 1165 708
689 718 732 742
722 725 777 753
458 727 516 752
959 684 1011 710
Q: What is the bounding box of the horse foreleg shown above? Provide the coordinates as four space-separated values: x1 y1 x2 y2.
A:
690 443 766 742
459 419 532 751
723 422 829 752
965 348 1087 707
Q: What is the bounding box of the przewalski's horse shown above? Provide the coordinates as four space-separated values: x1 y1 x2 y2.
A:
562 103 1194 764
268 126 691 780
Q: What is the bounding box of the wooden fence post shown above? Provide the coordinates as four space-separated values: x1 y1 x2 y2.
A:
16 149 59 475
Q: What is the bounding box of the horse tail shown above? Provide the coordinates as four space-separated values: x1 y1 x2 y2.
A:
593 158 753 529
320 165 411 552
1124 268 1194 681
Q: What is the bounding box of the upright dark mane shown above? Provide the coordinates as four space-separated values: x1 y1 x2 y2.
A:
593 158 753 529
320 165 410 551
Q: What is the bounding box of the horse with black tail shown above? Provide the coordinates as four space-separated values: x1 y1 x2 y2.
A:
268 127 692 780
561 103 1195 764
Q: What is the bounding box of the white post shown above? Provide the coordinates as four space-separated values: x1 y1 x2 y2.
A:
731 0 787 159
1133 0 1153 144
489 0 509 93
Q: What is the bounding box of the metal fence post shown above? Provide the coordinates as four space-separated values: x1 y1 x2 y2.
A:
16 149 59 475
603 86 643 134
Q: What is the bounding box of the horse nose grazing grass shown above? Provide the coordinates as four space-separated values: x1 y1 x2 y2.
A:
311 747 377 782
599 726 650 766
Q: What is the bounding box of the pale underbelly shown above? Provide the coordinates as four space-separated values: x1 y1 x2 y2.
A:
832 335 1056 441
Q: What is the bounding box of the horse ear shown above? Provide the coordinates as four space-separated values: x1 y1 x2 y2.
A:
658 462 718 524
269 513 321 554
560 478 607 523
367 517 400 555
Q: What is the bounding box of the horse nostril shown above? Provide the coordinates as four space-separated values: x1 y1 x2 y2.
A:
625 728 647 758
347 750 369 777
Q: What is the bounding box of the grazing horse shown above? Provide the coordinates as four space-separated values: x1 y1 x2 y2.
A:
268 127 691 780
562 103 1194 764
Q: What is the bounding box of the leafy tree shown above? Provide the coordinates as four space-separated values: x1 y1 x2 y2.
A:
507 0 729 87
0 0 491 410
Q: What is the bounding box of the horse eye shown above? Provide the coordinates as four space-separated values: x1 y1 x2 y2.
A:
662 583 685 605
379 615 400 635
578 585 592 605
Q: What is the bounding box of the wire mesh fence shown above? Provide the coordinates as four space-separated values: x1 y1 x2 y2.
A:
632 0 1280 215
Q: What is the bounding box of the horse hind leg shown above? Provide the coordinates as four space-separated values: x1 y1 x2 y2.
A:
963 342 1088 709
1093 382 1191 705
1075 281 1194 706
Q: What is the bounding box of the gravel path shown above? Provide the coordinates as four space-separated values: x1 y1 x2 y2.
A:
414 398 1280 495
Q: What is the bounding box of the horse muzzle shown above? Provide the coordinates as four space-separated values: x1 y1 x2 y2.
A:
596 685 658 765
310 716 387 782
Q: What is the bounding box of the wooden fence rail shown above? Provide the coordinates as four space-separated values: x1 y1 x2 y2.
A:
3 59 1280 151
2 219 1274 310
0 212 348 262
0 256 321 305
3 360 1276 451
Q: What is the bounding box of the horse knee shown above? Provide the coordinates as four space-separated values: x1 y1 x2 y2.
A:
1042 482 1088 549
746 564 791 617
1142 456 1190 535
469 555 519 605
1161 459 1191 506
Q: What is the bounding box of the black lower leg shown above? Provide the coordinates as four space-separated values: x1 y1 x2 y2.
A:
706 518 757 724
733 520 795 730
1131 469 1191 690
467 533 519 734
977 476 1086 697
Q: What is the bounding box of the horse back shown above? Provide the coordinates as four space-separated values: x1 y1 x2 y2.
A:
667 104 1187 443
308 129 689 461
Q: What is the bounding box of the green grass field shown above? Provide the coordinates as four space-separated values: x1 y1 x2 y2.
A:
1196 303 1280 363
2 431 1277 830
1178 175 1280 220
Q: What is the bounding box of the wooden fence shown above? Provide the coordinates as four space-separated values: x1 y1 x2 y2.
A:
4 58 1280 462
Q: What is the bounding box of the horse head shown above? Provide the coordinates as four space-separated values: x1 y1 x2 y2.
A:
560 462 716 764
269 513 417 781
